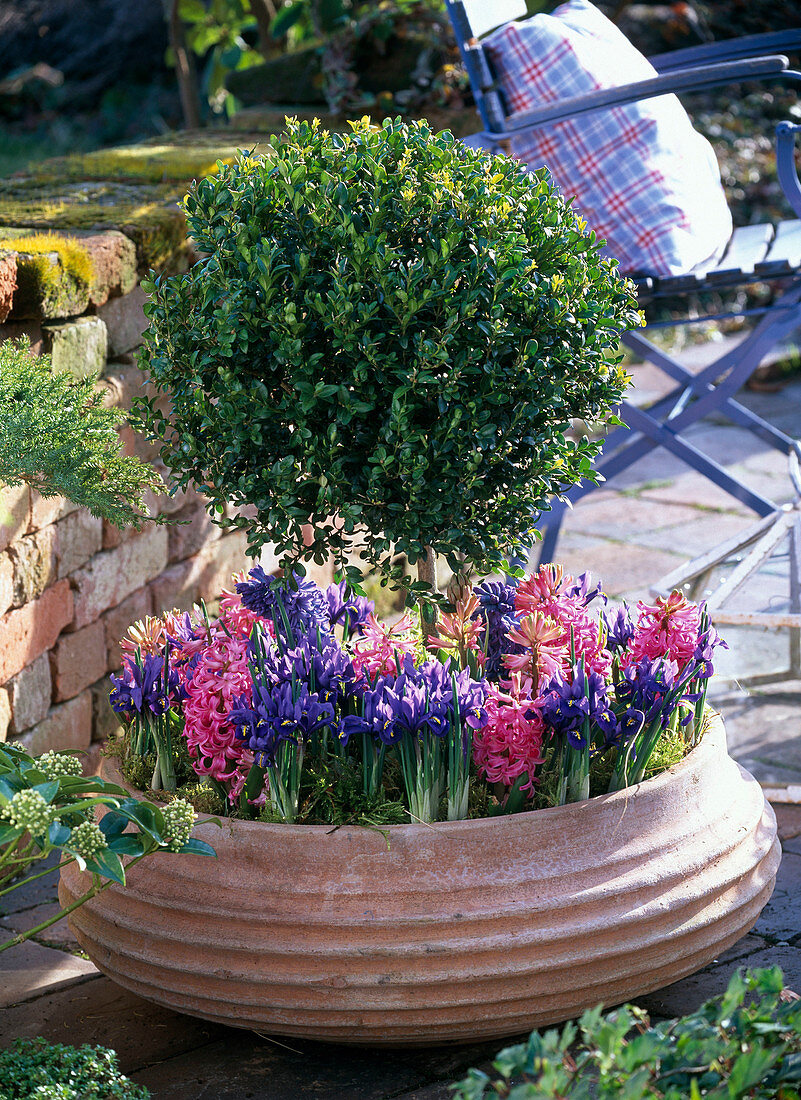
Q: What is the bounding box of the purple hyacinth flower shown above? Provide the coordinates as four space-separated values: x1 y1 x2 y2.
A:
473 579 520 679
236 567 331 639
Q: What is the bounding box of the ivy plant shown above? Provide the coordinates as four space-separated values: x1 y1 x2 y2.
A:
452 967 801 1099
135 116 639 592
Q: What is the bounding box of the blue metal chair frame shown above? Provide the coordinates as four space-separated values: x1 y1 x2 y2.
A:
445 1 801 563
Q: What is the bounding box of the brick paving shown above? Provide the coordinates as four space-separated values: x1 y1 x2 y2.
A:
1 364 800 1097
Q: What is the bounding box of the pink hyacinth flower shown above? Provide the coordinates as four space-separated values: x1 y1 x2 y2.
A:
626 590 701 670
503 612 569 693
473 675 545 795
182 632 253 786
351 611 418 678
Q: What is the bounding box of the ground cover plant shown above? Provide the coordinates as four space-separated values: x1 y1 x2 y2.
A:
0 1038 149 1099
109 564 724 825
451 967 801 1099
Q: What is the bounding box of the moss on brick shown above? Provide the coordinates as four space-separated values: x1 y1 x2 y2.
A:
0 131 274 275
0 130 274 276
1 233 95 320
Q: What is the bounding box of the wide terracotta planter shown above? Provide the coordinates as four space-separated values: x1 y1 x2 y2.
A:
59 715 780 1045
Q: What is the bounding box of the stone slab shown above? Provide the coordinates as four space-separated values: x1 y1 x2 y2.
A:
42 315 107 380
0 252 17 323
0 930 97 1007
0 850 60 917
554 538 683 598
636 943 801 1020
774 803 801 843
2 901 83 952
0 974 224 1068
96 286 148 357
753 850 801 942
710 681 801 787
130 1031 504 1100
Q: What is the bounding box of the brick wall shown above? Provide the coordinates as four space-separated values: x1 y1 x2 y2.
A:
0 229 331 755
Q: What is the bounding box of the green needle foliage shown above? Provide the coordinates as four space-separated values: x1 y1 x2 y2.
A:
452 967 801 1099
0 338 162 529
136 117 639 589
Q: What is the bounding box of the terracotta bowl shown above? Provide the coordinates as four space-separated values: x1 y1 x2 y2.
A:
59 715 780 1045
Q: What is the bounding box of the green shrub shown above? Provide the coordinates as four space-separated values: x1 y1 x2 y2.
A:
0 338 161 530
452 967 801 1099
136 116 638 590
0 1039 148 1099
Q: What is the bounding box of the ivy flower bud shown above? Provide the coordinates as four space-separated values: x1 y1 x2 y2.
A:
1 790 51 834
162 799 195 852
69 820 108 861
38 750 83 779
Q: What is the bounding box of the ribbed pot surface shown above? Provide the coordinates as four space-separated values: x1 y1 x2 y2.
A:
60 716 780 1044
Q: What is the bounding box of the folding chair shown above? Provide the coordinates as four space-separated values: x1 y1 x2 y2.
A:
445 0 801 563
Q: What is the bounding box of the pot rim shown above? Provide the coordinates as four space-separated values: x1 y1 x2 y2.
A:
103 710 726 839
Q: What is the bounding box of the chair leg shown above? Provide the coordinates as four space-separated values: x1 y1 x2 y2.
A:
790 514 801 677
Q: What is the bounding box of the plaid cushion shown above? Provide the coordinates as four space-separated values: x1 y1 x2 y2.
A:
484 0 732 277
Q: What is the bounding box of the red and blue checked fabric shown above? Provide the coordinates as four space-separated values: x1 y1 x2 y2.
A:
484 0 732 277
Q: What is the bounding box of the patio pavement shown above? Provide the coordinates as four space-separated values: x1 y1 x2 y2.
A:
2 357 801 1097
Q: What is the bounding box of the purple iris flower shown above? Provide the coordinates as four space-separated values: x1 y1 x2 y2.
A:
615 658 678 729
453 667 488 731
603 603 635 655
229 680 334 767
539 664 610 749
325 580 374 635
340 680 401 747
109 655 184 718
259 635 357 706
602 706 646 749
391 676 437 739
473 579 520 678
693 621 727 679
565 572 606 607
539 669 590 745
236 567 331 639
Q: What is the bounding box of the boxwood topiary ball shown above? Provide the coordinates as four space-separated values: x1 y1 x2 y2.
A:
136 116 639 586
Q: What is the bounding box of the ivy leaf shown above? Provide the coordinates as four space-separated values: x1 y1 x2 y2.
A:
84 849 126 886
178 838 218 857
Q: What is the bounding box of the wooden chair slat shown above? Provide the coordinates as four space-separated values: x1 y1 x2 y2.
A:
707 223 775 282
756 219 801 276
